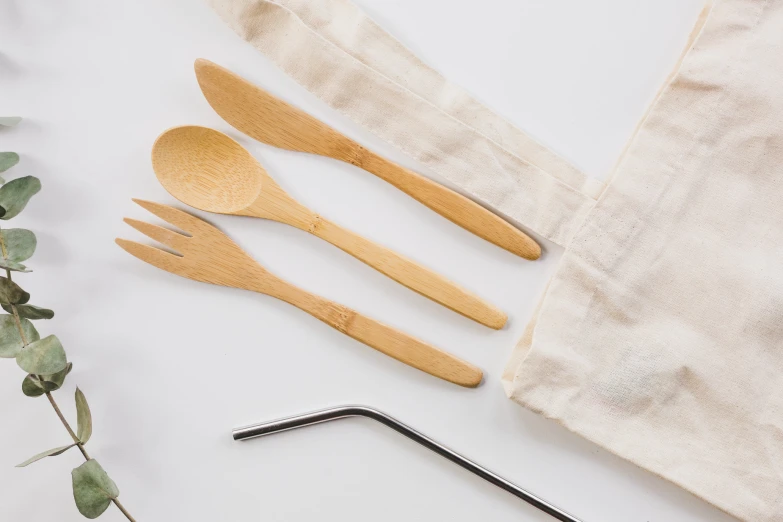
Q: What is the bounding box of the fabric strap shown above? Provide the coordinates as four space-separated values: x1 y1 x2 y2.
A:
207 0 602 247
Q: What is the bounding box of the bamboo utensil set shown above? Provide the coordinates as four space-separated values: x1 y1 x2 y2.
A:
151 126 506 329
117 59 540 387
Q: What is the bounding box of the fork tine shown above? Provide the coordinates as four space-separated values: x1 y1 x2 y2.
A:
115 238 183 275
123 218 189 252
132 199 205 235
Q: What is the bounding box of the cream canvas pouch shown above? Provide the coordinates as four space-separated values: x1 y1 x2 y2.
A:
207 1 782 519
504 2 783 519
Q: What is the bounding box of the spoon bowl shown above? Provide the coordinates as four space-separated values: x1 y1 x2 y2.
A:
153 126 263 214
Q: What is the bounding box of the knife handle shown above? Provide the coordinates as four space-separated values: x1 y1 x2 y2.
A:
343 145 541 260
268 279 484 387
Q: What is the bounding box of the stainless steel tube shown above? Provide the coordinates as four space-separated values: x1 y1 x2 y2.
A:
233 405 583 522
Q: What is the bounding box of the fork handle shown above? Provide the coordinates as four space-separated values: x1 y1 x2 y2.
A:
266 280 483 387
342 146 541 260
308 215 506 329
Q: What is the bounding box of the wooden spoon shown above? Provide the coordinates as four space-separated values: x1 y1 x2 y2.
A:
194 59 541 260
152 126 507 329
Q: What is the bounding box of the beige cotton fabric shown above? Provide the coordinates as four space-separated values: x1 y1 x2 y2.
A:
208 1 783 520
504 2 783 519
207 0 601 247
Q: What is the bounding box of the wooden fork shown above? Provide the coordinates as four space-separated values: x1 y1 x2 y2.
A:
116 200 483 388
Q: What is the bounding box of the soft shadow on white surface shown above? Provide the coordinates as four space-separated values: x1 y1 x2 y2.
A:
0 1 734 521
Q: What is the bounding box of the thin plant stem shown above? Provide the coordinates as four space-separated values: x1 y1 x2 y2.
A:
1 226 136 522
45 392 90 459
111 498 136 522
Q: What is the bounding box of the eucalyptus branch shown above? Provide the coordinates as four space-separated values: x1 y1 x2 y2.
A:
0 117 135 521
44 389 90 458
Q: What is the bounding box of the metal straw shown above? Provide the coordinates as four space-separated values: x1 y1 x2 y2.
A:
233 405 583 522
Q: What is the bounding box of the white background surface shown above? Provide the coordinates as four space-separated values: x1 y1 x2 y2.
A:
0 1 735 521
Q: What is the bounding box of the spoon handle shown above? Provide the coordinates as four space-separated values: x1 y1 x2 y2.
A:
264 279 483 387
309 215 506 329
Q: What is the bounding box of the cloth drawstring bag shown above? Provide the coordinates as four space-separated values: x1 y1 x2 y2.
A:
207 1 783 519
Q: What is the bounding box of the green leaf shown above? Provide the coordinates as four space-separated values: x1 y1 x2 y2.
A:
1 228 36 262
22 375 46 396
0 260 29 272
72 460 120 519
0 313 39 358
16 334 66 374
0 176 41 220
3 303 54 320
0 152 19 174
16 444 77 467
44 362 73 389
75 387 93 444
0 277 29 305
0 117 21 127
0 229 36 272
21 363 72 397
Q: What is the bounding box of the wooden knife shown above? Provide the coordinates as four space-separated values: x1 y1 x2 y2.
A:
194 59 541 260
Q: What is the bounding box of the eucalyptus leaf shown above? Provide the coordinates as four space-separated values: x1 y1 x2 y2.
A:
0 277 29 304
16 443 76 467
72 459 119 519
0 260 28 272
0 229 36 272
21 375 46 397
0 176 41 220
0 117 21 127
75 387 93 444
1 228 36 262
21 360 72 397
16 334 66 375
0 314 39 358
0 152 19 174
45 361 73 388
3 303 54 320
